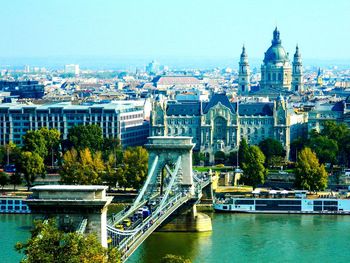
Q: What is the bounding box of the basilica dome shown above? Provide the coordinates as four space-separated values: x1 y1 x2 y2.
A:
263 27 289 64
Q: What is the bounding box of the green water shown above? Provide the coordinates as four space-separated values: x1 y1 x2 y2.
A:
0 214 32 263
129 213 350 263
3 213 350 263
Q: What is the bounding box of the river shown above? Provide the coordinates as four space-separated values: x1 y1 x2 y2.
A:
2 213 350 263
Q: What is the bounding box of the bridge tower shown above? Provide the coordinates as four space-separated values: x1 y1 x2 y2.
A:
144 136 212 232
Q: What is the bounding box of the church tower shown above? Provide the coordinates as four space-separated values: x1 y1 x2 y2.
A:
238 45 250 95
260 27 292 91
292 45 304 93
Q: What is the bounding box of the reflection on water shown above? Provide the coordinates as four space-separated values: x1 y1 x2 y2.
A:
130 213 350 263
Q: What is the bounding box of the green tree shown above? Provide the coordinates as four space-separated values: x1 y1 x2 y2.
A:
67 125 103 152
241 145 267 189
39 128 61 166
102 137 122 160
23 130 48 159
60 148 105 185
294 147 328 191
15 219 120 263
238 138 249 167
321 120 349 141
308 135 338 164
19 151 46 190
160 254 191 263
102 153 119 190
0 142 19 166
123 147 148 189
0 171 9 190
214 151 226 165
10 172 22 190
290 136 308 162
258 138 286 166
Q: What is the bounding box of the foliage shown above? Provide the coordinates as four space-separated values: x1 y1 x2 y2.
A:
67 125 103 152
238 138 249 167
308 135 338 164
122 146 148 189
214 151 226 165
10 172 22 190
18 151 45 189
227 151 238 166
294 147 328 191
22 128 61 163
23 130 48 159
258 138 286 166
0 171 9 189
102 137 122 160
60 148 105 185
39 128 61 166
160 254 191 263
0 142 19 166
192 152 205 166
102 153 124 189
15 219 120 263
241 145 267 189
290 136 308 162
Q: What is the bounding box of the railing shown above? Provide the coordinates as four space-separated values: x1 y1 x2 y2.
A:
114 192 190 262
76 218 88 234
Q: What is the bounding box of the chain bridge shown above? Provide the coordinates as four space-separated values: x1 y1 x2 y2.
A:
107 136 212 261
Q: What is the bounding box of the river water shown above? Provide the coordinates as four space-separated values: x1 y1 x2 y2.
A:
2 213 350 263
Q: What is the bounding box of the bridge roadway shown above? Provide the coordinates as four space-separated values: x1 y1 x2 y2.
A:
107 176 211 262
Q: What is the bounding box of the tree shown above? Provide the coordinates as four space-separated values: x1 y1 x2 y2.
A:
23 130 48 159
15 219 120 263
160 254 191 263
290 136 308 162
67 125 103 152
10 172 22 190
39 128 61 166
0 171 9 190
258 138 286 166
294 147 328 191
60 148 105 185
241 145 267 189
214 151 226 165
308 135 338 164
238 138 249 167
102 153 127 190
123 147 148 189
19 151 46 190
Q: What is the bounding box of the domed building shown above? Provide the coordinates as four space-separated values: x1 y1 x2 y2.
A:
238 27 303 96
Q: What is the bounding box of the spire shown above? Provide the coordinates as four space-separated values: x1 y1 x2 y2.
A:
240 45 247 58
294 44 301 58
272 27 281 45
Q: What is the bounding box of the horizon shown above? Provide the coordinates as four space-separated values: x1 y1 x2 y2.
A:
0 0 349 67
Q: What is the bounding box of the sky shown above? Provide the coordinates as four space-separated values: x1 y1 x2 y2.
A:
0 0 349 67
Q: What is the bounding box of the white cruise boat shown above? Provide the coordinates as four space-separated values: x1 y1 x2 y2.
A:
214 190 350 214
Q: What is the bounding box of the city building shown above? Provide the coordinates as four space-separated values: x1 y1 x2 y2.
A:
239 28 304 96
0 101 149 148
0 80 45 99
150 93 292 163
65 64 80 75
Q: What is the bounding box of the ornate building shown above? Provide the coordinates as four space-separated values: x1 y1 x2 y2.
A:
239 28 304 95
151 93 290 163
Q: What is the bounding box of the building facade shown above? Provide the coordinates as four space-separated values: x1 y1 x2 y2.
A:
151 93 290 163
0 101 149 148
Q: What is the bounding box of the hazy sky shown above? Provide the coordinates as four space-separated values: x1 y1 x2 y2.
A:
1 0 350 61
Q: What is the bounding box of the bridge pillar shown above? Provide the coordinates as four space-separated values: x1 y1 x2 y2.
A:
158 205 212 232
26 185 113 247
146 136 195 195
